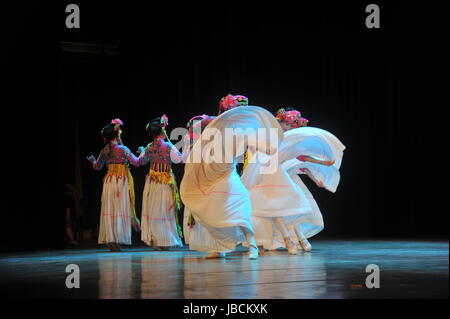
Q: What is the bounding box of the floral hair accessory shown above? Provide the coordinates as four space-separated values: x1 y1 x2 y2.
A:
275 108 287 121
111 118 123 133
219 94 249 112
298 117 309 126
160 114 169 128
276 108 305 128
234 95 249 106
159 114 171 141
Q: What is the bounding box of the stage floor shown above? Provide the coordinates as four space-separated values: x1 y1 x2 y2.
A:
0 239 447 299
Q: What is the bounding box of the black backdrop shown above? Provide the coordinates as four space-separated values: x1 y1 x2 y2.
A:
2 1 448 251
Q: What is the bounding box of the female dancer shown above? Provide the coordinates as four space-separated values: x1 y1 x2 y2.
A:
182 114 229 257
182 94 253 258
182 94 249 258
137 115 184 249
180 104 281 260
242 107 344 254
87 119 141 251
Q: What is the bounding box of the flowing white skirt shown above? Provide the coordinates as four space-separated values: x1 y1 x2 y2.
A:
180 105 283 253
141 178 183 247
183 207 233 253
242 126 344 249
181 169 251 252
98 176 132 245
248 173 324 250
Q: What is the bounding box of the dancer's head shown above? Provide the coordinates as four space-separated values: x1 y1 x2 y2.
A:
101 118 123 144
275 107 309 132
186 114 215 139
146 114 169 138
186 114 208 130
218 94 249 114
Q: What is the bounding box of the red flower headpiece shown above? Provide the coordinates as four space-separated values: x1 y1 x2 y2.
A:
275 108 308 128
160 114 169 128
111 118 123 133
219 94 249 112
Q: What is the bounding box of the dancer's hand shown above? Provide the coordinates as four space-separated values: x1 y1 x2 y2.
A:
86 155 95 164
137 146 145 155
316 180 324 188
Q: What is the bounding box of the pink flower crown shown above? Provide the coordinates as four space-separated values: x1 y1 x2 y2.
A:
275 108 309 128
160 114 169 128
219 94 249 112
111 118 123 132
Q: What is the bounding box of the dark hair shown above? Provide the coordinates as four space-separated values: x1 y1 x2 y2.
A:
146 117 163 137
284 107 298 112
101 124 118 144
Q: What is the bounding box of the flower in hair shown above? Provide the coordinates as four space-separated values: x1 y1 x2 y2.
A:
275 108 287 121
219 94 239 111
111 118 123 132
160 114 169 128
111 118 123 126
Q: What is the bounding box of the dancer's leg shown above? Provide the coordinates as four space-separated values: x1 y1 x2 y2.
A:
240 227 258 259
294 225 312 252
274 217 298 255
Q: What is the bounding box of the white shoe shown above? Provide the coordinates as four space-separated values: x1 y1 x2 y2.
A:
248 245 259 260
298 237 312 252
284 237 298 255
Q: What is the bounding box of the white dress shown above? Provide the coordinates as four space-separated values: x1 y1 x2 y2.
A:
140 138 183 248
180 106 283 252
98 172 133 245
241 126 345 249
92 144 141 245
182 129 234 253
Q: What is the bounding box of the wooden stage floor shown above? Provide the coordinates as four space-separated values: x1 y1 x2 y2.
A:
0 239 447 299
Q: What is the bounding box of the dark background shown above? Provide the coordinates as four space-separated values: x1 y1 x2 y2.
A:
2 1 448 251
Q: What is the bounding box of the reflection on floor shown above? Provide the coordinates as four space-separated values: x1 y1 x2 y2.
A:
0 240 447 299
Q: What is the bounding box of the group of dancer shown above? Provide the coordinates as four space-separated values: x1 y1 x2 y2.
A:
87 94 345 259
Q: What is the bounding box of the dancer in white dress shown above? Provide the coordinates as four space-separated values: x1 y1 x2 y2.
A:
181 114 225 255
242 108 345 254
137 115 184 249
180 102 282 260
183 95 251 259
87 119 141 251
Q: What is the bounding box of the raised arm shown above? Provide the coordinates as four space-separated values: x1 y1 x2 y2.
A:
297 155 335 166
87 149 106 171
124 147 140 167
137 143 152 166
